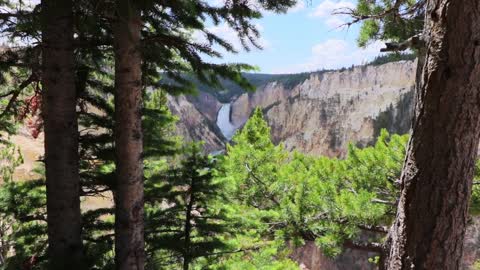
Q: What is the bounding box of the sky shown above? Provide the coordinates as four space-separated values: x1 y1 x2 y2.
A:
203 0 386 74
2 0 386 75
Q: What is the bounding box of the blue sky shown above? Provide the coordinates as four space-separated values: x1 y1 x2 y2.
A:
203 0 385 74
3 0 385 74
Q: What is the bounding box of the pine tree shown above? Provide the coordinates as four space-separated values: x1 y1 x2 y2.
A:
343 1 480 268
220 110 402 266
41 0 85 268
112 1 145 268
107 2 298 268
145 144 231 270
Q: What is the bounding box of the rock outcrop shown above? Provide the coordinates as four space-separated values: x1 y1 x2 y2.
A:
230 61 416 157
167 95 224 153
230 81 291 127
186 91 223 123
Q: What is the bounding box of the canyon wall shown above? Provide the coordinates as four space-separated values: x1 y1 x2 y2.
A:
167 95 224 153
230 61 416 157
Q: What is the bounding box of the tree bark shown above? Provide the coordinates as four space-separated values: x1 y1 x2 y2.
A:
41 0 84 269
385 0 480 269
113 1 145 269
183 169 196 270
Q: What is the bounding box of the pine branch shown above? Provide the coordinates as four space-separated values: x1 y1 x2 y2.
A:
371 198 396 206
357 224 389 234
334 0 425 28
0 11 37 20
0 73 37 119
245 163 281 207
0 90 16 99
202 246 261 257
380 34 425 52
343 240 384 253
84 234 114 244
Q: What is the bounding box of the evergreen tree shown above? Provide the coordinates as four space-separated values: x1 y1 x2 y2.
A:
343 1 480 268
2 1 299 269
112 1 145 268
107 1 298 268
41 0 85 268
221 109 480 268
223 108 288 209
145 144 231 270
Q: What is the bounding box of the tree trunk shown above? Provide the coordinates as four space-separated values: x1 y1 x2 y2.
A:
41 0 84 269
183 170 196 270
113 1 145 269
385 0 480 269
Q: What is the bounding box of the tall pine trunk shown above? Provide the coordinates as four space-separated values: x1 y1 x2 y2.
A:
41 0 84 268
113 1 145 269
183 171 195 270
386 0 480 269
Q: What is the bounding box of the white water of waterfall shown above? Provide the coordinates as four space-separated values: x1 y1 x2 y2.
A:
216 103 237 140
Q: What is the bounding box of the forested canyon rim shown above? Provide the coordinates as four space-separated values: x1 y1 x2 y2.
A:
9 60 480 269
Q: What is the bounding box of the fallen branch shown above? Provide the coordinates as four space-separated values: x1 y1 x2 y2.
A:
372 198 396 206
357 224 389 234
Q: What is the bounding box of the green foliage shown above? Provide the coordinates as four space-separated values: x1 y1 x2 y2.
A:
219 111 407 261
0 142 46 269
145 144 231 270
0 143 22 182
223 108 288 209
0 180 47 270
473 259 480 270
470 162 480 215
353 0 424 48
220 110 480 266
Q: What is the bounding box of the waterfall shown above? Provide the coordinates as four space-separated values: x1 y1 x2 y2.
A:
216 103 237 140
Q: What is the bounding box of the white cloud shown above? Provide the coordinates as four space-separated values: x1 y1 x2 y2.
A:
274 39 385 73
309 0 355 29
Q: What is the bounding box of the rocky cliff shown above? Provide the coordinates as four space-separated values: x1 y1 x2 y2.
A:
229 61 416 157
166 94 224 153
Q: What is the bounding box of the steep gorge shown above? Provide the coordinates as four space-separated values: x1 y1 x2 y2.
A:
8 60 480 269
178 61 416 158
229 61 416 157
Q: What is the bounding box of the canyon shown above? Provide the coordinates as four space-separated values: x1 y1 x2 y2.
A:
171 59 480 269
8 60 480 269
178 60 416 158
